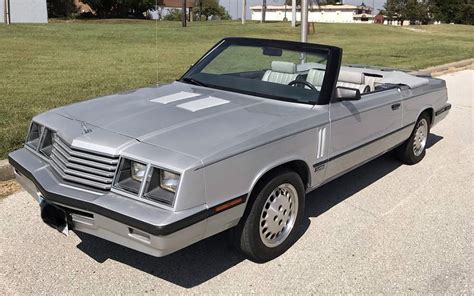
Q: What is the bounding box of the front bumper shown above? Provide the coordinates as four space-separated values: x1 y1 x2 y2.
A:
9 148 208 257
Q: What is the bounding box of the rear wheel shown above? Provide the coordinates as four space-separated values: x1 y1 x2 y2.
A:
396 113 431 165
231 169 305 263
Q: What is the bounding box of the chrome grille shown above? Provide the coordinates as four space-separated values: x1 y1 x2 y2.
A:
50 137 119 190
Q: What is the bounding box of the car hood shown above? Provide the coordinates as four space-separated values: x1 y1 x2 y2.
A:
53 82 317 164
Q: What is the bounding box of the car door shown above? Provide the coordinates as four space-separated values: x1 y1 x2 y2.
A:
324 87 404 181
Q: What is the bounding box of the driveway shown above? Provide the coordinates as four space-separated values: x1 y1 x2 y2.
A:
1 70 472 294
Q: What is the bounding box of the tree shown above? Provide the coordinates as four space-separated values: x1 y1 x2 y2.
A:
163 8 182 21
80 0 155 18
128 0 156 18
429 0 474 25
262 0 266 23
384 0 397 23
47 0 76 18
405 0 430 24
383 0 423 25
192 0 230 21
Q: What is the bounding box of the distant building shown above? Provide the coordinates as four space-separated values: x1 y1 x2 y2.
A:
250 3 374 23
353 2 374 23
0 1 4 22
1 0 48 23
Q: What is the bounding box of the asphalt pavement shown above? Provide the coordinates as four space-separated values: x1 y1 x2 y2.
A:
0 70 472 294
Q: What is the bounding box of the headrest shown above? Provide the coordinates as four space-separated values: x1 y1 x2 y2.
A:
338 71 365 84
271 61 297 74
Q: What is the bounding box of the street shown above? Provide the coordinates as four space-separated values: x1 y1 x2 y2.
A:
0 70 472 294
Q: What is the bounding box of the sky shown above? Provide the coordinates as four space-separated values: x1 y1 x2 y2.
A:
219 0 387 19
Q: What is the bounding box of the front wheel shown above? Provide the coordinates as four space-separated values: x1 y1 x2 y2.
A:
396 113 431 165
231 169 305 263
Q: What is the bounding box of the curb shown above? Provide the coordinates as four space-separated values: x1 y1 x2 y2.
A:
0 159 14 182
422 58 474 76
0 59 472 182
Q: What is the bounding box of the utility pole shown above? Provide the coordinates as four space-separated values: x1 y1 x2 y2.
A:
181 0 187 27
242 0 246 24
372 0 375 22
4 0 11 24
261 0 266 23
199 0 202 21
291 0 296 27
301 0 308 42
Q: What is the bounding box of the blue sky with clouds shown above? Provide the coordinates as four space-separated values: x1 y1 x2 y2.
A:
220 0 386 19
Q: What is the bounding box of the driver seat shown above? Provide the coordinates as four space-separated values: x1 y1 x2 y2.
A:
262 61 299 85
306 68 325 91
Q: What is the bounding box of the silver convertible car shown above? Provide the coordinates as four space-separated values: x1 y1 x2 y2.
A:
9 38 451 262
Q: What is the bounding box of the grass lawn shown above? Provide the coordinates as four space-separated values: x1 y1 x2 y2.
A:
0 20 473 158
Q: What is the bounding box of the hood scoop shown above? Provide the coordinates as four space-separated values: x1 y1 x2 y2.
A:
150 91 201 104
150 92 230 112
176 96 229 112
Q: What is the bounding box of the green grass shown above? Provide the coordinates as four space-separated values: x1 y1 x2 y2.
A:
0 20 473 158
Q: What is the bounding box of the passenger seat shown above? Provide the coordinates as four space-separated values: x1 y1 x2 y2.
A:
337 71 371 93
364 74 383 92
262 61 298 85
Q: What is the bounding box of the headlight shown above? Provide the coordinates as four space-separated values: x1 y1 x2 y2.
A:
114 158 146 194
113 157 180 206
26 122 55 158
26 122 42 150
131 162 146 182
39 128 55 157
160 170 180 193
142 167 180 206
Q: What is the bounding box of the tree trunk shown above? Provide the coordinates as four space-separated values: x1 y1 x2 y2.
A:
242 0 246 24
181 0 187 27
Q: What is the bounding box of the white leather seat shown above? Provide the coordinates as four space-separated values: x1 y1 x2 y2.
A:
337 71 371 93
262 61 298 85
364 74 383 92
306 68 325 90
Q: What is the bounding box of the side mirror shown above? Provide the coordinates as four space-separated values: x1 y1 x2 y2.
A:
335 86 361 101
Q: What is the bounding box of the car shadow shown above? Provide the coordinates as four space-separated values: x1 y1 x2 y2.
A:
303 133 443 219
75 133 443 288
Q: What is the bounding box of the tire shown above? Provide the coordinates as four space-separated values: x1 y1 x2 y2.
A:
231 169 305 263
396 113 431 165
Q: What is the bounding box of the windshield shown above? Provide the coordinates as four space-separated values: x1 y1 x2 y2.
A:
181 40 331 105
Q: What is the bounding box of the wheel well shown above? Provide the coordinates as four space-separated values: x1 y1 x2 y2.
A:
249 160 310 200
420 108 434 125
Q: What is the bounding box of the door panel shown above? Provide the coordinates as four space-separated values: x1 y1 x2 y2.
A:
309 105 331 188
325 88 403 180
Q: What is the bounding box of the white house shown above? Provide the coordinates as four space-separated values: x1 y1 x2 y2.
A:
1 0 48 24
250 4 374 24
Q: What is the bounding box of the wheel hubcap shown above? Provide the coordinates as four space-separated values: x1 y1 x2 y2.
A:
413 119 428 157
259 183 299 248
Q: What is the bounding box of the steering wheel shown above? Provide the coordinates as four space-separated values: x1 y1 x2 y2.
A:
288 80 317 91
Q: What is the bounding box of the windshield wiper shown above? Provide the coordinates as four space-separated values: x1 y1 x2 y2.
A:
181 77 208 87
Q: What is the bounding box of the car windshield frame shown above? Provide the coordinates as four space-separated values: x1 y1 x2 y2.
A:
179 37 342 105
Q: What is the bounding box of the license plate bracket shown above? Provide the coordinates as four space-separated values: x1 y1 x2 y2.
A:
39 197 69 236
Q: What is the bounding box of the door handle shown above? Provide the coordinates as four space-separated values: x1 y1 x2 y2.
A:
391 103 401 111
